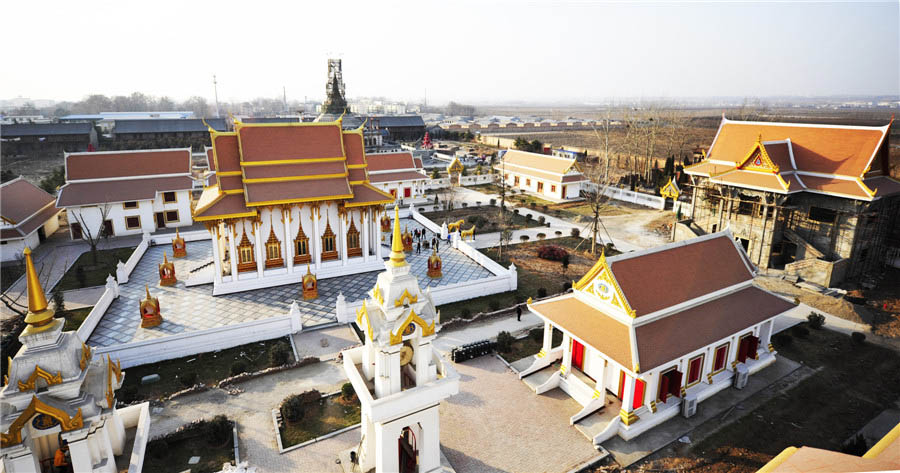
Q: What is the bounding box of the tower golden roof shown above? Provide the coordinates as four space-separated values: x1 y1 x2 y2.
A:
389 207 407 267
22 247 56 334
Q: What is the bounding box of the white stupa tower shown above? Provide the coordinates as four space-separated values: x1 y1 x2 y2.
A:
342 207 459 473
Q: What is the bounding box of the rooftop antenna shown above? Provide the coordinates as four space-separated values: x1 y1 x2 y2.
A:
213 74 221 118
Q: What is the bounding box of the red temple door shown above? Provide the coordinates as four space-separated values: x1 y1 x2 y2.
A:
404 187 412 198
571 339 585 370
669 371 683 398
738 337 751 363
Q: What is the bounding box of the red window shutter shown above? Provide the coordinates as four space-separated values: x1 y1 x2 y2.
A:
747 336 760 360
632 379 645 410
658 375 669 403
669 371 683 397
689 358 702 384
715 346 727 370
738 338 749 363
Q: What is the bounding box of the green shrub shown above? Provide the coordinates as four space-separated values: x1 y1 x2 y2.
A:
269 341 292 367
570 228 580 237
807 312 825 330
205 415 232 446
538 216 546 225
520 235 529 242
341 382 355 401
489 199 496 206
281 389 322 423
555 231 562 237
537 233 546 240
529 202 536 209
496 331 514 353
230 360 249 376
513 209 519 215
179 371 198 387
851 332 866 345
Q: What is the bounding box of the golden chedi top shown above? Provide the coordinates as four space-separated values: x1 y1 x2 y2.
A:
428 247 441 264
389 207 407 267
22 247 56 335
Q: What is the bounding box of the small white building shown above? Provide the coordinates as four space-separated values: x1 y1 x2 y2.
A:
342 209 459 473
0 178 61 262
521 231 795 444
1 248 150 473
367 152 429 200
495 149 585 200
56 149 195 241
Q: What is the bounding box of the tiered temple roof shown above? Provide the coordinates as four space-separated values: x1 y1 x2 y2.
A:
685 117 900 201
194 119 395 221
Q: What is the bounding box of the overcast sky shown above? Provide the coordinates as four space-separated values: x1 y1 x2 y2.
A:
2 0 898 105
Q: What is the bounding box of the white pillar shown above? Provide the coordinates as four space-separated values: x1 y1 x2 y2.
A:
542 321 553 353
377 208 385 260
415 341 433 386
254 218 264 277
313 206 322 269
374 422 399 473
561 334 572 375
228 222 239 279
595 360 606 396
420 407 441 472
67 437 94 473
340 211 348 266
284 207 294 273
621 375 635 415
362 208 370 262
211 225 223 284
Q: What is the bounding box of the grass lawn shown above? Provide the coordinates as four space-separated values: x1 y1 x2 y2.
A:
421 206 543 234
1 262 25 292
118 337 295 402
498 329 564 363
60 307 92 331
642 324 900 472
55 246 136 291
280 394 361 448
143 427 234 473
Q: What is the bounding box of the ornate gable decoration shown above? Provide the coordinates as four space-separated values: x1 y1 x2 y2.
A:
660 178 680 199
737 136 779 173
389 309 436 345
1 396 84 448
17 365 63 391
572 251 636 318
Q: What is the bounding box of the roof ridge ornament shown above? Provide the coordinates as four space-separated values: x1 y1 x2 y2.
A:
389 207 407 267
22 247 56 335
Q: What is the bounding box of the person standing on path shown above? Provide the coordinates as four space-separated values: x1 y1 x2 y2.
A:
516 306 522 322
417 241 421 254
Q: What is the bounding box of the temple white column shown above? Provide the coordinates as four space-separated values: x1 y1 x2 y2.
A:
620 375 636 414
561 334 572 375
284 207 294 273
377 208 385 260
228 222 239 278
211 225 223 284
541 320 553 353
67 437 93 473
254 219 264 277
362 208 370 262
313 206 322 269
340 211 348 266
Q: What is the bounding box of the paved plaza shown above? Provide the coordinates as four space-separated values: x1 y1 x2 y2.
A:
87 218 494 347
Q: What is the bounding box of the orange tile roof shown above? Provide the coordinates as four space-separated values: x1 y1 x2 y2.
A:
799 175 873 199
710 170 789 193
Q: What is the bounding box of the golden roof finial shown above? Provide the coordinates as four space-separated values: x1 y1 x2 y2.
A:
757 133 763 143
22 247 55 334
144 285 151 300
163 252 169 264
389 207 407 267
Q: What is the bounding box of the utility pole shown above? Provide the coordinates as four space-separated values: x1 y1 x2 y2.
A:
213 74 220 118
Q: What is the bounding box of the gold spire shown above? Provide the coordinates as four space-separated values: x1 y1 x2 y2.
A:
144 285 151 300
389 207 407 267
163 252 169 264
22 247 55 334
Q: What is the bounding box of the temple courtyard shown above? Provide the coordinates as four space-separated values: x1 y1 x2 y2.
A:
87 217 493 347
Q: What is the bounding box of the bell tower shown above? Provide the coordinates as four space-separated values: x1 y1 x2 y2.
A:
342 207 458 473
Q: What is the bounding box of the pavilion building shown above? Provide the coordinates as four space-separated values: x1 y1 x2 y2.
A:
495 149 585 200
520 231 795 444
366 151 428 201
192 118 395 295
0 178 61 262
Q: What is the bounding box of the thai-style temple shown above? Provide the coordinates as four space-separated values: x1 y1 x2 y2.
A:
1 248 150 472
520 232 795 444
192 117 396 295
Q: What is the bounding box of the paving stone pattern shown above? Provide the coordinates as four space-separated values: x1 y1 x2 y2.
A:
88 219 492 347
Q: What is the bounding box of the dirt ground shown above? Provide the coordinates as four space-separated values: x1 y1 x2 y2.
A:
642 212 676 238
842 267 900 338
594 323 900 472
755 276 872 325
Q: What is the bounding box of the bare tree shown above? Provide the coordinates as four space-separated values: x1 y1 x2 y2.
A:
582 165 614 255
70 203 113 264
497 228 513 261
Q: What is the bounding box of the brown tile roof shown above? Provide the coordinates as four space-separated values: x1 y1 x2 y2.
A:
205 147 214 169
237 124 344 162
0 201 60 240
562 174 587 183
1 178 56 224
367 152 416 172
707 120 887 176
213 134 241 173
501 149 579 175
413 157 423 169
343 132 366 167
683 161 734 177
610 234 753 316
193 192 256 221
219 176 244 191
348 168 368 183
57 176 194 207
368 171 428 184
241 162 346 180
635 286 793 371
66 149 190 180
530 296 633 368
346 183 395 207
244 178 351 205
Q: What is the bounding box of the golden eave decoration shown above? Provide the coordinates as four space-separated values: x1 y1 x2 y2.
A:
737 136 780 173
105 355 121 409
356 304 373 341
660 178 680 199
394 288 419 307
17 365 63 392
1 396 84 448
389 309 436 345
79 342 92 371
